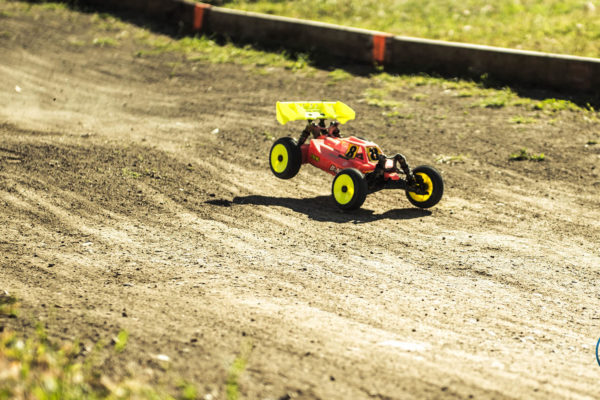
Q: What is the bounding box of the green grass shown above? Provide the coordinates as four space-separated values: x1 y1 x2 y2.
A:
509 148 546 161
135 34 312 72
38 2 68 11
0 327 184 399
0 294 203 399
0 292 18 318
220 0 600 57
113 330 129 353
327 68 353 85
533 98 581 112
472 88 531 109
382 110 414 123
3 1 313 73
225 341 252 400
360 72 596 119
1 291 256 399
363 87 404 109
121 167 141 179
509 115 537 124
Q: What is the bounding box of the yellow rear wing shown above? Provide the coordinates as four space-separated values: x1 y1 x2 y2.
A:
276 101 355 125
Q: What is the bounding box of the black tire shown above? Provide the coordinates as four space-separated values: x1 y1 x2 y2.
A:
269 137 302 179
332 168 368 211
405 165 444 208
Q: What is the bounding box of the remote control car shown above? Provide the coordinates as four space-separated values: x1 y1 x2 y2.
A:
269 101 444 211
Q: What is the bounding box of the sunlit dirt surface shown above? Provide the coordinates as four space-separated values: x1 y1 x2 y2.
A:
1 2 599 399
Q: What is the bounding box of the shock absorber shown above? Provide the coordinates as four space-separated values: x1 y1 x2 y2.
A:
297 123 311 146
393 154 415 184
328 121 340 137
298 120 326 146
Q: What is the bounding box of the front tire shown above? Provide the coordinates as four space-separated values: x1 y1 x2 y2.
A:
406 165 444 208
269 137 302 179
332 168 368 210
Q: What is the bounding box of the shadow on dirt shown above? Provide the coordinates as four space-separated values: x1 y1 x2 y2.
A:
206 195 431 223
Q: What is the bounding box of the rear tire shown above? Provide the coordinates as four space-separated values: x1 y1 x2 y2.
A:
269 137 302 179
332 168 368 210
405 165 443 208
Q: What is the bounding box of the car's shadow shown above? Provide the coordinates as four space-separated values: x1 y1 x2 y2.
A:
206 195 431 223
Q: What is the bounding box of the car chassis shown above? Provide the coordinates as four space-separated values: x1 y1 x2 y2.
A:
296 119 426 194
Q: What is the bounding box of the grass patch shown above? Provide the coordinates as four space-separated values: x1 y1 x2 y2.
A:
121 168 140 179
327 68 353 85
363 73 553 114
0 326 187 399
0 293 203 399
178 381 198 400
365 72 545 112
0 291 18 318
39 2 68 11
509 115 536 124
91 12 124 28
136 35 312 71
360 71 598 120
8 1 312 73
383 110 414 122
472 88 531 109
456 90 475 98
363 87 404 109
223 0 600 57
225 341 252 400
533 98 580 113
476 94 510 108
113 330 129 353
509 148 545 161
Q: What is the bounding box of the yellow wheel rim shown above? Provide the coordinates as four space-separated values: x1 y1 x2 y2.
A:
270 144 288 173
333 174 355 205
408 172 433 203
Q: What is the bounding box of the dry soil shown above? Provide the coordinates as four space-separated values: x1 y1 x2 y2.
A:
1 2 599 399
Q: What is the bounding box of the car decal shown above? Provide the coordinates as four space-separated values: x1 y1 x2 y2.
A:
367 146 381 161
345 145 358 159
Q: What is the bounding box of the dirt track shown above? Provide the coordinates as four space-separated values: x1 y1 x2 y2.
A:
1 2 600 399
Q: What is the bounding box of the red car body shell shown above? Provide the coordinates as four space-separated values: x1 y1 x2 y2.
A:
300 135 401 180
